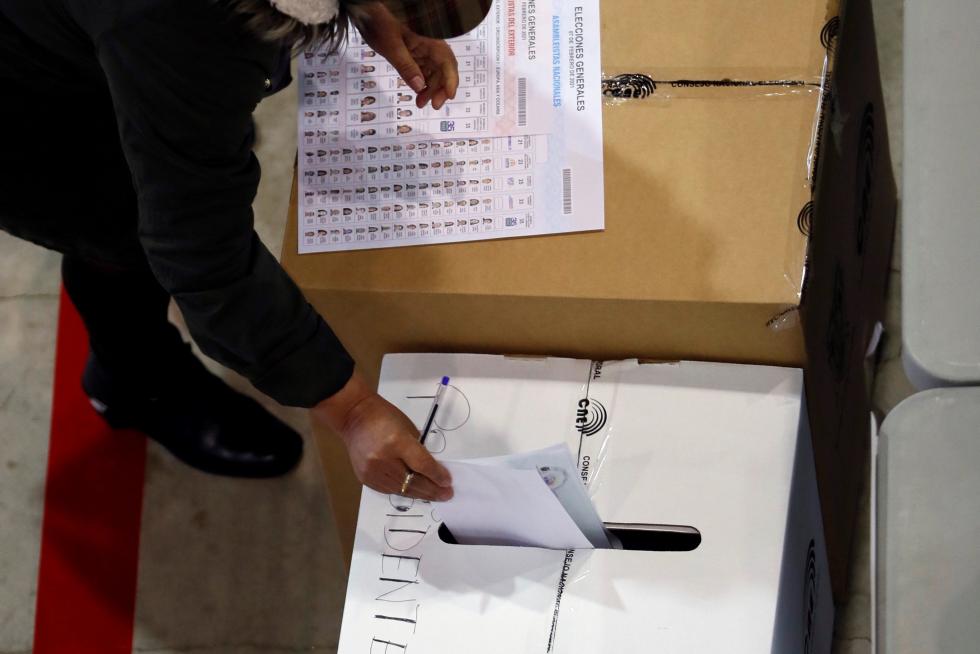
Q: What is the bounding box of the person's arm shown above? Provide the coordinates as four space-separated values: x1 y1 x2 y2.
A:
314 371 453 500
94 1 451 499
97 4 349 408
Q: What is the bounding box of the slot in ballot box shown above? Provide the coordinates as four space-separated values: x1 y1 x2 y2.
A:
336 354 833 653
282 0 897 597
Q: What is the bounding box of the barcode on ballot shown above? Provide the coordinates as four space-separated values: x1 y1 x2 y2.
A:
517 77 528 127
562 168 573 214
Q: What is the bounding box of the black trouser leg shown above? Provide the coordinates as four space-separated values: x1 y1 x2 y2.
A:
60 253 304 477
61 254 190 392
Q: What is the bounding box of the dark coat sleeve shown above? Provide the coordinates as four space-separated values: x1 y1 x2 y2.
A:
93 2 353 407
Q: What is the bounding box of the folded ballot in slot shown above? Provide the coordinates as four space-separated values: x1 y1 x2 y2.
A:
339 354 835 653
438 521 703 551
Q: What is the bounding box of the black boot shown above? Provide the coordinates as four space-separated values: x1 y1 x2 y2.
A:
81 351 303 478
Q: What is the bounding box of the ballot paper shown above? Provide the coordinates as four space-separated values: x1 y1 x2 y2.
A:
438 461 592 549
296 0 604 253
437 444 610 550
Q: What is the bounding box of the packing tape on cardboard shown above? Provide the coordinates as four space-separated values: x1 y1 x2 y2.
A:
600 73 825 102
597 0 842 106
596 4 843 312
599 50 835 313
606 4 841 311
767 305 803 332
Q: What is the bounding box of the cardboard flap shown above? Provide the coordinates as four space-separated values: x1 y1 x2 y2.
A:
600 0 838 80
284 94 817 304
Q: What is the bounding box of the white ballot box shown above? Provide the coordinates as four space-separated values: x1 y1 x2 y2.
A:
339 354 833 653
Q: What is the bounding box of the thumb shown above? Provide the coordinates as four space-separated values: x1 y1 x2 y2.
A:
402 439 452 488
386 38 426 93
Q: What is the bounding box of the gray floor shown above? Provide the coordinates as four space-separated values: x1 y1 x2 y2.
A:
0 1 906 651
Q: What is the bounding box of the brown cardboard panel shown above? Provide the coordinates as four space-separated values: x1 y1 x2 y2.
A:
830 0 897 316
308 291 806 388
284 94 817 305
600 0 837 80
801 0 897 599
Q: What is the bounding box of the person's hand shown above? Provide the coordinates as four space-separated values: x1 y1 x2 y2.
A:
351 2 459 110
312 371 453 501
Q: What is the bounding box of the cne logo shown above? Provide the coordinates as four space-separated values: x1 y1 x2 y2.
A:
797 200 814 237
802 539 819 654
820 16 841 53
575 398 608 437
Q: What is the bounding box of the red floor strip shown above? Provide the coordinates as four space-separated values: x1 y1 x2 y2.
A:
33 289 147 654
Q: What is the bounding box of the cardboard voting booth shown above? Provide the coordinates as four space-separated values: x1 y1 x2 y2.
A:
336 354 833 653
282 0 896 596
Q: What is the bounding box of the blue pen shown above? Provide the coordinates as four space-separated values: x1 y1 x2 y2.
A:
419 376 450 446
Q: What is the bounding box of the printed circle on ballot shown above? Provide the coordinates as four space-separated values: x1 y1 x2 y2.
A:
434 385 471 431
